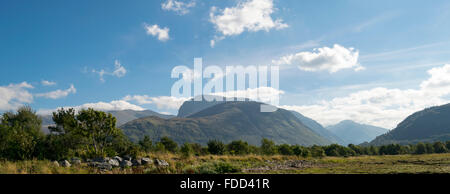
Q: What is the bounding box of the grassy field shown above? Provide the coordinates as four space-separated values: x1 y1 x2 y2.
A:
1 153 450 174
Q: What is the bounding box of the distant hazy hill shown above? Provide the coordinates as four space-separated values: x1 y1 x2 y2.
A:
120 101 332 146
39 109 174 133
290 111 345 145
109 110 174 126
370 103 450 145
327 120 389 145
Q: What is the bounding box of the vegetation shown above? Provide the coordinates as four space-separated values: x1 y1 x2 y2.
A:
1 106 450 174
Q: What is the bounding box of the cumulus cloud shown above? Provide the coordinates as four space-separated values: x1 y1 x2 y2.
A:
281 64 450 129
123 95 189 110
0 82 34 111
35 84 76 99
161 0 196 15
41 80 56 86
144 23 170 42
272 44 363 73
93 60 127 82
37 100 145 115
209 0 288 47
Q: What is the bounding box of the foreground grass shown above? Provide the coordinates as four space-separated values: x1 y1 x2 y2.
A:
1 153 450 174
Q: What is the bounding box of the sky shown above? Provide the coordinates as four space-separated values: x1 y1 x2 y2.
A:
2 0 450 129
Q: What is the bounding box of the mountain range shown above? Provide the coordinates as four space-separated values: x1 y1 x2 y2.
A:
120 101 332 145
326 120 389 145
369 103 450 145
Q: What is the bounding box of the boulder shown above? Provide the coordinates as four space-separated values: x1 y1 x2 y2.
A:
123 155 132 161
108 158 120 167
141 158 152 165
59 160 71 167
155 159 169 167
52 161 60 167
113 156 123 163
71 158 82 165
120 160 133 168
97 163 112 171
132 158 142 166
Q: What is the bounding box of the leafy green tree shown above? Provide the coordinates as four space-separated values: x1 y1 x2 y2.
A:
207 140 226 155
160 136 178 153
433 142 447 153
415 142 427 154
292 145 310 157
278 144 294 155
139 136 153 152
260 138 277 155
76 108 122 157
227 140 249 155
180 143 194 157
0 106 44 160
446 141 450 151
425 143 434 154
190 143 209 156
310 145 325 158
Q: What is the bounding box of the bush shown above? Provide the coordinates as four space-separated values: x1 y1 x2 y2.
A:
278 144 294 155
160 136 178 153
261 138 277 155
433 142 447 153
207 140 226 155
139 136 153 152
227 140 249 155
180 143 194 157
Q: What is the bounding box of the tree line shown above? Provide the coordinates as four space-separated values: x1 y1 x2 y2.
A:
1 106 450 161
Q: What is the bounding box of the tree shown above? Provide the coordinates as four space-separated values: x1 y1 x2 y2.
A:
180 143 194 157
0 106 44 160
260 138 277 155
227 140 249 155
278 144 294 155
160 136 178 153
415 142 427 154
310 145 325 158
433 142 447 153
139 136 153 152
207 140 226 155
76 108 122 157
446 141 450 151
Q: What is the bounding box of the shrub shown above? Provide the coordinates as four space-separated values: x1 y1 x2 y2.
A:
160 136 178 153
180 143 194 157
261 138 277 155
278 144 294 155
227 140 249 155
207 140 226 155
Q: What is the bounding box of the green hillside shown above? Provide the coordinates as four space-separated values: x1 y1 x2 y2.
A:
120 101 332 145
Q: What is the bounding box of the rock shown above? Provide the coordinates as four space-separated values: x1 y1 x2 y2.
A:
59 160 71 167
123 155 132 161
132 158 142 166
108 158 120 167
97 163 112 171
52 161 60 167
113 156 123 163
155 159 169 167
88 162 100 167
141 158 152 165
120 160 133 168
93 157 110 163
71 158 82 165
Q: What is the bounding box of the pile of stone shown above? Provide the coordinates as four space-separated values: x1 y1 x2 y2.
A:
53 156 170 172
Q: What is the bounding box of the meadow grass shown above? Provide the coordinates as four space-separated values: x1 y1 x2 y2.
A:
0 153 449 174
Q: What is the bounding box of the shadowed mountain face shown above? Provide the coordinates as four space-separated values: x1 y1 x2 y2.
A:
289 111 345 145
370 103 450 146
39 110 174 133
120 101 332 146
327 120 389 145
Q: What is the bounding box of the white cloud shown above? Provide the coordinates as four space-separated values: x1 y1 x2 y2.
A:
281 64 450 129
272 44 364 73
144 23 170 42
123 95 189 110
37 100 145 115
41 80 56 86
209 0 288 47
211 87 284 103
161 0 196 15
93 60 128 82
0 82 34 111
36 84 76 99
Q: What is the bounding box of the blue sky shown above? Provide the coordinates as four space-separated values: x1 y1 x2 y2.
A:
2 0 450 128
